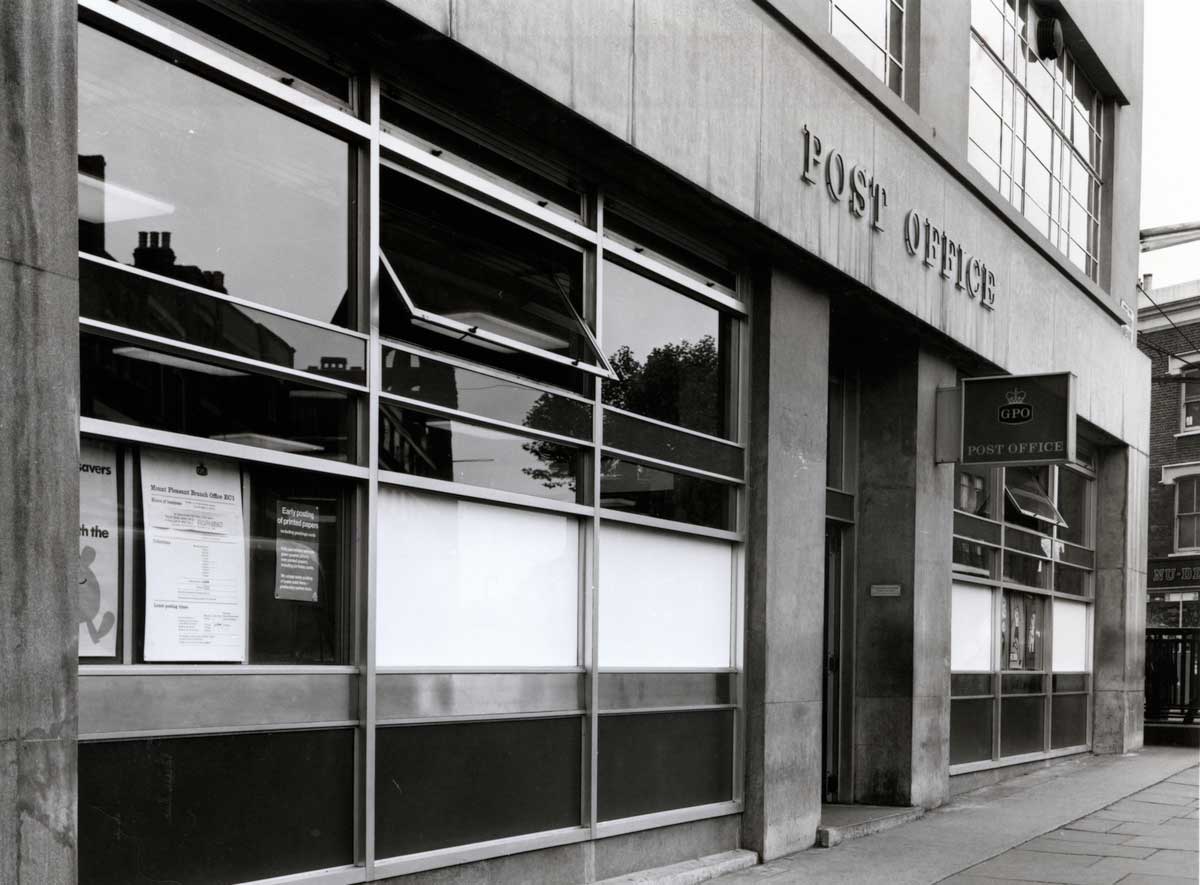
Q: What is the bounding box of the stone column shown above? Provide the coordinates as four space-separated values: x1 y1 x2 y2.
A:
742 268 829 860
0 1 80 883
852 345 955 808
1092 445 1148 753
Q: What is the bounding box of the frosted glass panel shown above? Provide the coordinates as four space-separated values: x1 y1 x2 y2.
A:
952 583 994 671
1053 600 1089 672
599 523 732 668
376 489 578 666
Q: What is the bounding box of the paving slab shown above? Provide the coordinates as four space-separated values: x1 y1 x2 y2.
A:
1018 836 1154 858
709 750 1196 885
1041 828 1137 845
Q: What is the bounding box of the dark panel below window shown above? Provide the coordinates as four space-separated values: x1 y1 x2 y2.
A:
79 729 354 885
1051 694 1088 749
1000 695 1046 757
598 710 734 821
950 698 994 765
951 673 993 697
602 409 743 478
600 456 732 530
376 717 582 857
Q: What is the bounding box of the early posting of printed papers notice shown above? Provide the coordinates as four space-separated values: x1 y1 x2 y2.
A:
141 450 246 662
78 440 119 657
274 500 320 603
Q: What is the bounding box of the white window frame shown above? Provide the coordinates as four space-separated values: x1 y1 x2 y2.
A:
1176 475 1200 554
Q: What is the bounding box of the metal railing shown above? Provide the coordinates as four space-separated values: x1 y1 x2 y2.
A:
1145 629 1200 723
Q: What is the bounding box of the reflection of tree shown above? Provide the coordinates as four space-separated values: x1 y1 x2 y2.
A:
604 336 720 433
520 335 721 493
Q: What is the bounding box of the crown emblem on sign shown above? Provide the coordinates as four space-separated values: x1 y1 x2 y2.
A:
1005 387 1027 405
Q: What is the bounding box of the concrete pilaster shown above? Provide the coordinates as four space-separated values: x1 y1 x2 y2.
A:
1092 445 1147 754
852 345 955 808
742 268 829 860
0 1 79 883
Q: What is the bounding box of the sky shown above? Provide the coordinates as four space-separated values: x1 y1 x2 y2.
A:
1138 0 1200 288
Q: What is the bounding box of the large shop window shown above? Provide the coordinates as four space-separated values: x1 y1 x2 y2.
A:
77 439 352 664
376 488 579 667
968 0 1103 279
950 457 1096 767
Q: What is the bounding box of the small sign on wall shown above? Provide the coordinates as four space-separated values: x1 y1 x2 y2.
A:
870 584 902 598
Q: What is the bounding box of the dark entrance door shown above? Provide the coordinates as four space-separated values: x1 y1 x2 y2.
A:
823 521 842 803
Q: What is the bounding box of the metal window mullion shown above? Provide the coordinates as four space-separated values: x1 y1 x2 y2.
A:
359 71 382 880
121 448 135 665
992 585 1002 761
588 189 606 833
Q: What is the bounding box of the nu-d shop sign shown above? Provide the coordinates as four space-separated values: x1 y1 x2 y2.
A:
960 373 1075 466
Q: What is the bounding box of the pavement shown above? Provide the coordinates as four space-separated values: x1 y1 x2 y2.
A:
712 747 1199 885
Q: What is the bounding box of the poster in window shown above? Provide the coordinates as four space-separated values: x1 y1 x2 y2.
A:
1008 594 1025 669
274 500 320 603
141 450 247 662
78 440 119 657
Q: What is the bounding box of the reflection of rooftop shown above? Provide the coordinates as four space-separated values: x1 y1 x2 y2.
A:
305 355 365 384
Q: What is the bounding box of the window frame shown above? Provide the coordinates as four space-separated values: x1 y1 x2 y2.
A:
967 0 1105 280
1175 475 1200 554
828 0 906 97
1181 381 1200 434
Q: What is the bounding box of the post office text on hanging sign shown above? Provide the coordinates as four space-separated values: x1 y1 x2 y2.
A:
800 124 998 311
959 373 1075 466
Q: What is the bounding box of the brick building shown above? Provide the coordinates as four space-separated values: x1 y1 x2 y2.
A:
1138 278 1200 744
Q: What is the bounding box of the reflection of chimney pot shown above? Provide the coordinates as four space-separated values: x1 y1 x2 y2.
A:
138 231 148 247
162 232 171 248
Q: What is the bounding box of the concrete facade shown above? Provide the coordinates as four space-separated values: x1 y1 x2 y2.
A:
1 0 1151 882
743 269 830 859
0 2 79 884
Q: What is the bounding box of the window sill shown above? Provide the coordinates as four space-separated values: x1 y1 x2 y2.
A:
1174 430 1200 438
1167 551 1200 558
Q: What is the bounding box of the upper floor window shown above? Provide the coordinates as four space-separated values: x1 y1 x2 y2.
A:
1182 381 1200 433
1177 476 1200 553
968 0 1103 280
830 0 905 96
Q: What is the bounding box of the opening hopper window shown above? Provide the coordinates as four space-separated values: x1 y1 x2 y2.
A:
378 166 612 381
1004 466 1067 531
